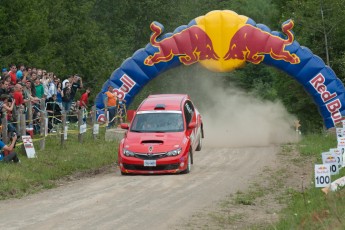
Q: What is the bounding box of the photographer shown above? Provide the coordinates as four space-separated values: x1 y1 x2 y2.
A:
0 133 19 163
0 94 17 136
70 74 83 102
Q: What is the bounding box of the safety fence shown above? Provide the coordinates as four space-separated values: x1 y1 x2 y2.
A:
0 99 128 151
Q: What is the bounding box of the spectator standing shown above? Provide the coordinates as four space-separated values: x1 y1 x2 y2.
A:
0 94 17 136
62 82 73 113
62 75 73 89
56 81 63 108
13 84 24 108
46 94 62 132
79 88 90 109
104 85 117 128
0 80 10 96
70 74 83 102
34 78 44 99
41 72 49 97
47 76 57 99
8 64 17 85
16 69 23 82
1 68 8 79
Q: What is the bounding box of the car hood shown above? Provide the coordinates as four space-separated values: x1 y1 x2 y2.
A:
123 132 186 153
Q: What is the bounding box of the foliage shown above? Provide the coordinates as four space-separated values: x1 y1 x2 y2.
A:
1 0 344 131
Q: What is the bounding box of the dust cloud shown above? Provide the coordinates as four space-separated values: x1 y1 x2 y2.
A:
190 74 298 148
158 65 299 147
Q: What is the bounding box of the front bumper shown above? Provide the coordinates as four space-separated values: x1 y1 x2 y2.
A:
118 154 188 174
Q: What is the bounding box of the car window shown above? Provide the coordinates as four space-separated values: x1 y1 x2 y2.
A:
130 112 184 133
184 101 194 125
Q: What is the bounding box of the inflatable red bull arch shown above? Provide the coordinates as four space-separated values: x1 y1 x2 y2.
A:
95 10 345 129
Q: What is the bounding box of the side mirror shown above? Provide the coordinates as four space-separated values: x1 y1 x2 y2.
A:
188 121 197 129
120 123 129 130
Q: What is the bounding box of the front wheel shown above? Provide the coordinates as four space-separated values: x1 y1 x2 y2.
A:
182 151 192 174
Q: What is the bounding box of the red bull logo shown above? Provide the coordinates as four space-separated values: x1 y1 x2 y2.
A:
144 22 219 66
223 20 300 64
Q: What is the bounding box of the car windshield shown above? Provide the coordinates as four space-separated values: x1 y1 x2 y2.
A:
130 112 184 133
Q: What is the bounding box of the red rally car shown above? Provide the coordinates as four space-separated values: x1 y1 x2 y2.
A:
118 94 204 175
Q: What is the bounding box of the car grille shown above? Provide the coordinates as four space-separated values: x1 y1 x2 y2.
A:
123 163 180 171
134 153 167 160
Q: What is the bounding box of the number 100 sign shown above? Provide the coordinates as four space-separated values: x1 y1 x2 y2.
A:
314 164 331 188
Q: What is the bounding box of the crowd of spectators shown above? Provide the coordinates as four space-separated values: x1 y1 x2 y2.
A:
0 63 91 137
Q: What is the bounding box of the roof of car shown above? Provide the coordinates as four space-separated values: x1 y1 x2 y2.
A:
138 94 189 111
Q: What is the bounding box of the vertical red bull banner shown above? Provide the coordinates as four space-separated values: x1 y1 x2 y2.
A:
95 10 345 128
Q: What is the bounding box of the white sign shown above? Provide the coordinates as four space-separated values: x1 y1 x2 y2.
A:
314 164 331 188
80 124 87 134
64 126 68 140
322 152 339 175
336 128 345 139
93 124 99 135
329 148 343 169
338 137 345 167
22 135 36 158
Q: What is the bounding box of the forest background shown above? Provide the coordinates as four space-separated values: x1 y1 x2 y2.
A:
1 0 345 133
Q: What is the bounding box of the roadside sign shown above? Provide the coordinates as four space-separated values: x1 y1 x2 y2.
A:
64 126 68 140
80 124 87 134
93 124 99 135
314 164 331 188
322 152 339 175
22 135 36 158
329 148 343 169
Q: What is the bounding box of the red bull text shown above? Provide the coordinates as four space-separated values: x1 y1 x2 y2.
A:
310 73 342 124
113 74 135 100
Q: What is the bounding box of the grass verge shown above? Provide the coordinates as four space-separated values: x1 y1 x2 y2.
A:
0 126 117 200
178 132 345 229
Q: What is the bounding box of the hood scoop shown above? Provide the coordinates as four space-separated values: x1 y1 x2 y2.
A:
141 140 164 144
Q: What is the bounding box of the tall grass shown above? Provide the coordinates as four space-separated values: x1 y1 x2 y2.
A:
0 127 118 200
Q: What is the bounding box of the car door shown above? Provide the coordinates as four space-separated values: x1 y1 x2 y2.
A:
183 100 198 149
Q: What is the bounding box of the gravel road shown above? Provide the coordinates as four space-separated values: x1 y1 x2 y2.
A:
0 146 278 230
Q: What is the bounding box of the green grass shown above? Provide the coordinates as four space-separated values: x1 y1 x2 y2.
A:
272 132 345 230
0 126 118 200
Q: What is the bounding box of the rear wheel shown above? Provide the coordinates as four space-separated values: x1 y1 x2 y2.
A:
196 136 202 151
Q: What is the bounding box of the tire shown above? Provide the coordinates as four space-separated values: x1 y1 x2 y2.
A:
182 151 192 174
195 136 202 151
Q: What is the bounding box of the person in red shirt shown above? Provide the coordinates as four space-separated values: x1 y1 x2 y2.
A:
13 83 24 107
9 64 17 85
79 88 90 109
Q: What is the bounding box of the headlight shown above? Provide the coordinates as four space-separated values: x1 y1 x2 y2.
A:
166 148 182 156
123 148 135 157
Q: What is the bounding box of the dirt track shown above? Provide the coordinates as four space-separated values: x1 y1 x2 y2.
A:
0 146 279 230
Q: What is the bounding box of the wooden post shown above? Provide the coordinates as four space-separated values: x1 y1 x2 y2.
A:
16 107 21 135
92 106 96 140
2 112 8 143
60 112 66 147
27 101 33 126
78 109 83 143
20 112 26 137
40 99 46 150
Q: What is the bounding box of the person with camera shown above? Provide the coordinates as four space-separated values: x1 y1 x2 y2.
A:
0 133 19 163
70 74 83 102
